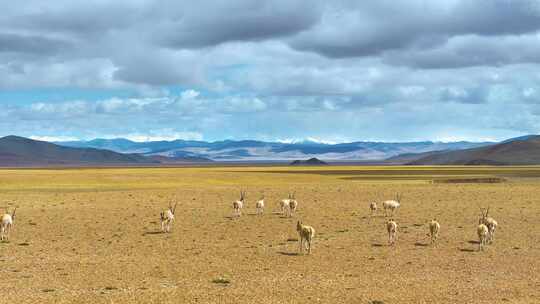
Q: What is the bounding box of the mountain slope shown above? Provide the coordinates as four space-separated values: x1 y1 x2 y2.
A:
384 150 449 164
409 135 540 165
0 136 155 166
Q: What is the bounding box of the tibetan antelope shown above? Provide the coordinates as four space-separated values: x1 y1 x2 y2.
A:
280 192 295 214
369 202 377 215
383 193 401 217
1 207 16 241
428 219 440 244
160 202 177 233
286 192 298 217
255 195 265 215
477 223 489 251
233 191 246 217
296 221 315 254
479 207 498 244
386 219 398 245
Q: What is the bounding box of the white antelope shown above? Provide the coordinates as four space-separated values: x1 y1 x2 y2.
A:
479 207 498 244
477 223 489 251
280 192 295 214
255 195 265 215
1 207 16 242
386 219 398 245
428 219 440 244
160 202 177 233
233 191 246 217
382 193 401 217
296 221 315 254
369 202 377 215
286 193 298 217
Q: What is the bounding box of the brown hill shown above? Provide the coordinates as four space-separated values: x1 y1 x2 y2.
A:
290 157 328 166
409 135 540 165
0 135 156 166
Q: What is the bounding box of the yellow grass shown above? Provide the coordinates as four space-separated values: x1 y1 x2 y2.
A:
1 166 539 303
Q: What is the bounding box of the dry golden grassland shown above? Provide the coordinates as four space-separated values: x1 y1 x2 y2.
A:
1 166 540 303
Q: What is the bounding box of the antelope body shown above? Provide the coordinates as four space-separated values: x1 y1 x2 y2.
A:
428 219 440 244
1 208 16 241
477 223 489 251
287 198 298 217
369 202 377 215
255 196 265 215
382 194 401 216
233 191 246 217
386 219 398 245
479 207 498 244
280 199 290 214
280 192 297 215
160 203 177 233
296 221 315 254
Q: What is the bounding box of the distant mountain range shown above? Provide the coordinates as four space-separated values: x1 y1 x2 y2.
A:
55 138 494 161
408 135 540 165
1 134 538 166
0 136 155 166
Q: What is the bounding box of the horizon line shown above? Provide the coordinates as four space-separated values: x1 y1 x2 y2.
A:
0 134 529 145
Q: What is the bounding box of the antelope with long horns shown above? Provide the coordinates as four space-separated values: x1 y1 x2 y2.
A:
160 202 177 233
280 192 292 214
233 191 246 217
286 192 298 217
382 193 401 217
478 207 498 244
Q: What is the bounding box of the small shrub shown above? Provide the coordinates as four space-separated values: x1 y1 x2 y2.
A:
212 277 231 285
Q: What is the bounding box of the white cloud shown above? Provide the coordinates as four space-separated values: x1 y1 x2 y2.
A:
181 89 200 99
29 135 80 142
105 130 204 142
523 87 536 98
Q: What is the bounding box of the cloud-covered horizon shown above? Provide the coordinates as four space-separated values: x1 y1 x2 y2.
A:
1 0 540 142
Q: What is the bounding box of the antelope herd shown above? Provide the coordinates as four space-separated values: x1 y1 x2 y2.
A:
222 190 500 254
0 190 500 255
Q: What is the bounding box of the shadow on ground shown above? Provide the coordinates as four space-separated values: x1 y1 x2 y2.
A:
278 251 300 256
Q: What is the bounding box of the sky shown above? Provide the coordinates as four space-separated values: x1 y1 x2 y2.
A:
1 0 540 143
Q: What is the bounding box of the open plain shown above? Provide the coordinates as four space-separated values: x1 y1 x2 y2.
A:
1 166 539 303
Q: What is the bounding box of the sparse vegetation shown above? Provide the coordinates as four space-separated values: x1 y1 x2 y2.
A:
212 277 231 285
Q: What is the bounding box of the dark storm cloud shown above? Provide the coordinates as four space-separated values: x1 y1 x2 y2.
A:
3 1 142 36
289 0 540 64
384 34 540 69
156 1 322 48
450 0 540 36
0 33 71 54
